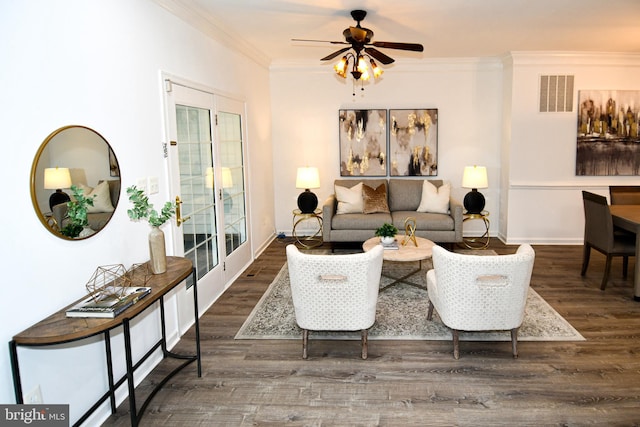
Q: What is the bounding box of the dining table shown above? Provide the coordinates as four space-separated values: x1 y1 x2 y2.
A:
609 204 640 301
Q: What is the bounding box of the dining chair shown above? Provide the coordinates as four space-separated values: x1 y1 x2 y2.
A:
581 191 636 290
286 244 384 359
609 186 640 205
426 244 535 359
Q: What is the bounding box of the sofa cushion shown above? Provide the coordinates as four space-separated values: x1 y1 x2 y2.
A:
362 183 390 214
79 181 115 213
335 182 363 214
332 212 392 230
392 211 454 231
417 180 450 214
388 179 444 211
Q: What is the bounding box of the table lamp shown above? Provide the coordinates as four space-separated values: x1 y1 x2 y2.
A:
462 165 488 214
296 167 320 213
44 167 72 211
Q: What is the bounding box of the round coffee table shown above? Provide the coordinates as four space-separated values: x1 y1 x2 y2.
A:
363 234 435 291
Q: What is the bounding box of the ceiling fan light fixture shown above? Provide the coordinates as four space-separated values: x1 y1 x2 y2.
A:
356 55 370 81
334 56 348 78
370 58 383 78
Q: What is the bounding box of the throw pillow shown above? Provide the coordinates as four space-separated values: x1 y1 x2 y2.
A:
362 183 390 214
417 180 450 214
335 182 364 214
84 181 115 213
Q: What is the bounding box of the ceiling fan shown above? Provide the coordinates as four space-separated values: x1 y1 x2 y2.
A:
293 10 423 82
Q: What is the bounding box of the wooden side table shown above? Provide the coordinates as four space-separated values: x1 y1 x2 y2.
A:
292 208 323 248
462 210 490 249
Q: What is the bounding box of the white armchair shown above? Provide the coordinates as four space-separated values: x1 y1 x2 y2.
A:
426 244 535 359
286 244 384 359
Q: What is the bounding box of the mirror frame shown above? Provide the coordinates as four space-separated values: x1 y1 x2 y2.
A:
30 125 121 240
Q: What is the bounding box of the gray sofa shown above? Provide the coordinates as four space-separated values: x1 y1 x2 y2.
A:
322 178 463 244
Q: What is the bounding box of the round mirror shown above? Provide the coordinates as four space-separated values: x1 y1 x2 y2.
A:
30 125 121 240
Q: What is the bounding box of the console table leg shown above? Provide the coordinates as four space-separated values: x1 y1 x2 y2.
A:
104 330 116 413
9 340 23 404
123 319 138 427
192 267 202 377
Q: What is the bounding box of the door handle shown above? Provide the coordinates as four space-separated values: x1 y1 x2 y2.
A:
175 196 191 227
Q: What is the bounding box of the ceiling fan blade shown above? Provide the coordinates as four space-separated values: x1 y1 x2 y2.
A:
371 41 424 52
321 47 351 61
365 47 395 65
292 38 349 45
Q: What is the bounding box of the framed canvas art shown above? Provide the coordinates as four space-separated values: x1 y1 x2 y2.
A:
576 90 640 176
389 109 438 176
338 109 387 176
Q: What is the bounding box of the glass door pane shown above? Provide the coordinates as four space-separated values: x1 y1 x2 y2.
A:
176 104 219 285
218 111 247 256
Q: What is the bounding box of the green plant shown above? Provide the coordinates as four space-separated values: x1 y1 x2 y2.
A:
61 185 95 237
126 185 175 227
375 222 398 238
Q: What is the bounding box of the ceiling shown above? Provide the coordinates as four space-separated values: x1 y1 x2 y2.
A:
158 0 640 65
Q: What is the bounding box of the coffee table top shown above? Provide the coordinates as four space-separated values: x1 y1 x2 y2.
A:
362 234 435 262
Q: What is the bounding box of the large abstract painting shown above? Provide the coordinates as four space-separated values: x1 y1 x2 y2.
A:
576 90 640 176
339 109 387 176
389 109 438 176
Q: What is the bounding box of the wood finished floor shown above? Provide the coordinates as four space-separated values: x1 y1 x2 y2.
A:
102 238 640 426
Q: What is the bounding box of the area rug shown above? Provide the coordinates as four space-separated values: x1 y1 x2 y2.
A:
235 253 585 342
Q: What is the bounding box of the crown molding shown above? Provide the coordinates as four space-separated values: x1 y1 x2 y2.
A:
505 51 640 67
270 56 503 72
152 0 271 69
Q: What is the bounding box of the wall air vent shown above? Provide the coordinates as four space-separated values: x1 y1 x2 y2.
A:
539 75 574 113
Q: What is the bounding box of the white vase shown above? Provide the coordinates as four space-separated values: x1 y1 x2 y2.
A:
148 226 167 274
380 236 395 245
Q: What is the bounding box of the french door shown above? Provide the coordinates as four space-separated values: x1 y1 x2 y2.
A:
163 78 250 332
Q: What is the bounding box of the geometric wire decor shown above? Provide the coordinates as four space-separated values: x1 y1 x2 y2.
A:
85 263 151 302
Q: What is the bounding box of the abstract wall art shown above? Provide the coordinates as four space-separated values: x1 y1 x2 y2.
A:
338 109 387 176
389 109 438 176
576 90 640 176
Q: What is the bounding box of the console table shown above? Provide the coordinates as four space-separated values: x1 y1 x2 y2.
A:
8 256 201 427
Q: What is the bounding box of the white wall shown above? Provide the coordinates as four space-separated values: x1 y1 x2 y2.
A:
270 59 504 238
502 53 640 244
0 1 274 424
271 53 640 245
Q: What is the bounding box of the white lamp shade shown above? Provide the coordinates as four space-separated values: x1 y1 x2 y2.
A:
44 167 72 189
462 166 488 189
296 167 320 189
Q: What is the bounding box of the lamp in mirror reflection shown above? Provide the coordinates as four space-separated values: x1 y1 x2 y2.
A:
462 165 488 214
44 167 72 211
296 167 320 213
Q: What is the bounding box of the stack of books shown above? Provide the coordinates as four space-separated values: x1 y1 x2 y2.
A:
66 287 152 318
381 240 399 250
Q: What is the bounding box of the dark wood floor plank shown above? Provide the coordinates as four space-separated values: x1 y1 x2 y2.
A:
101 238 640 426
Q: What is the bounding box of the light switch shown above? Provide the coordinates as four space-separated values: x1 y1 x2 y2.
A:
136 178 147 194
148 176 159 194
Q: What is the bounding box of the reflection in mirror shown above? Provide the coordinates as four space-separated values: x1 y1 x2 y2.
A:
30 125 121 240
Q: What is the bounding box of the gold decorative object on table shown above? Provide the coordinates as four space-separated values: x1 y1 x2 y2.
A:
85 263 152 301
402 217 418 247
126 263 152 287
85 264 130 301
